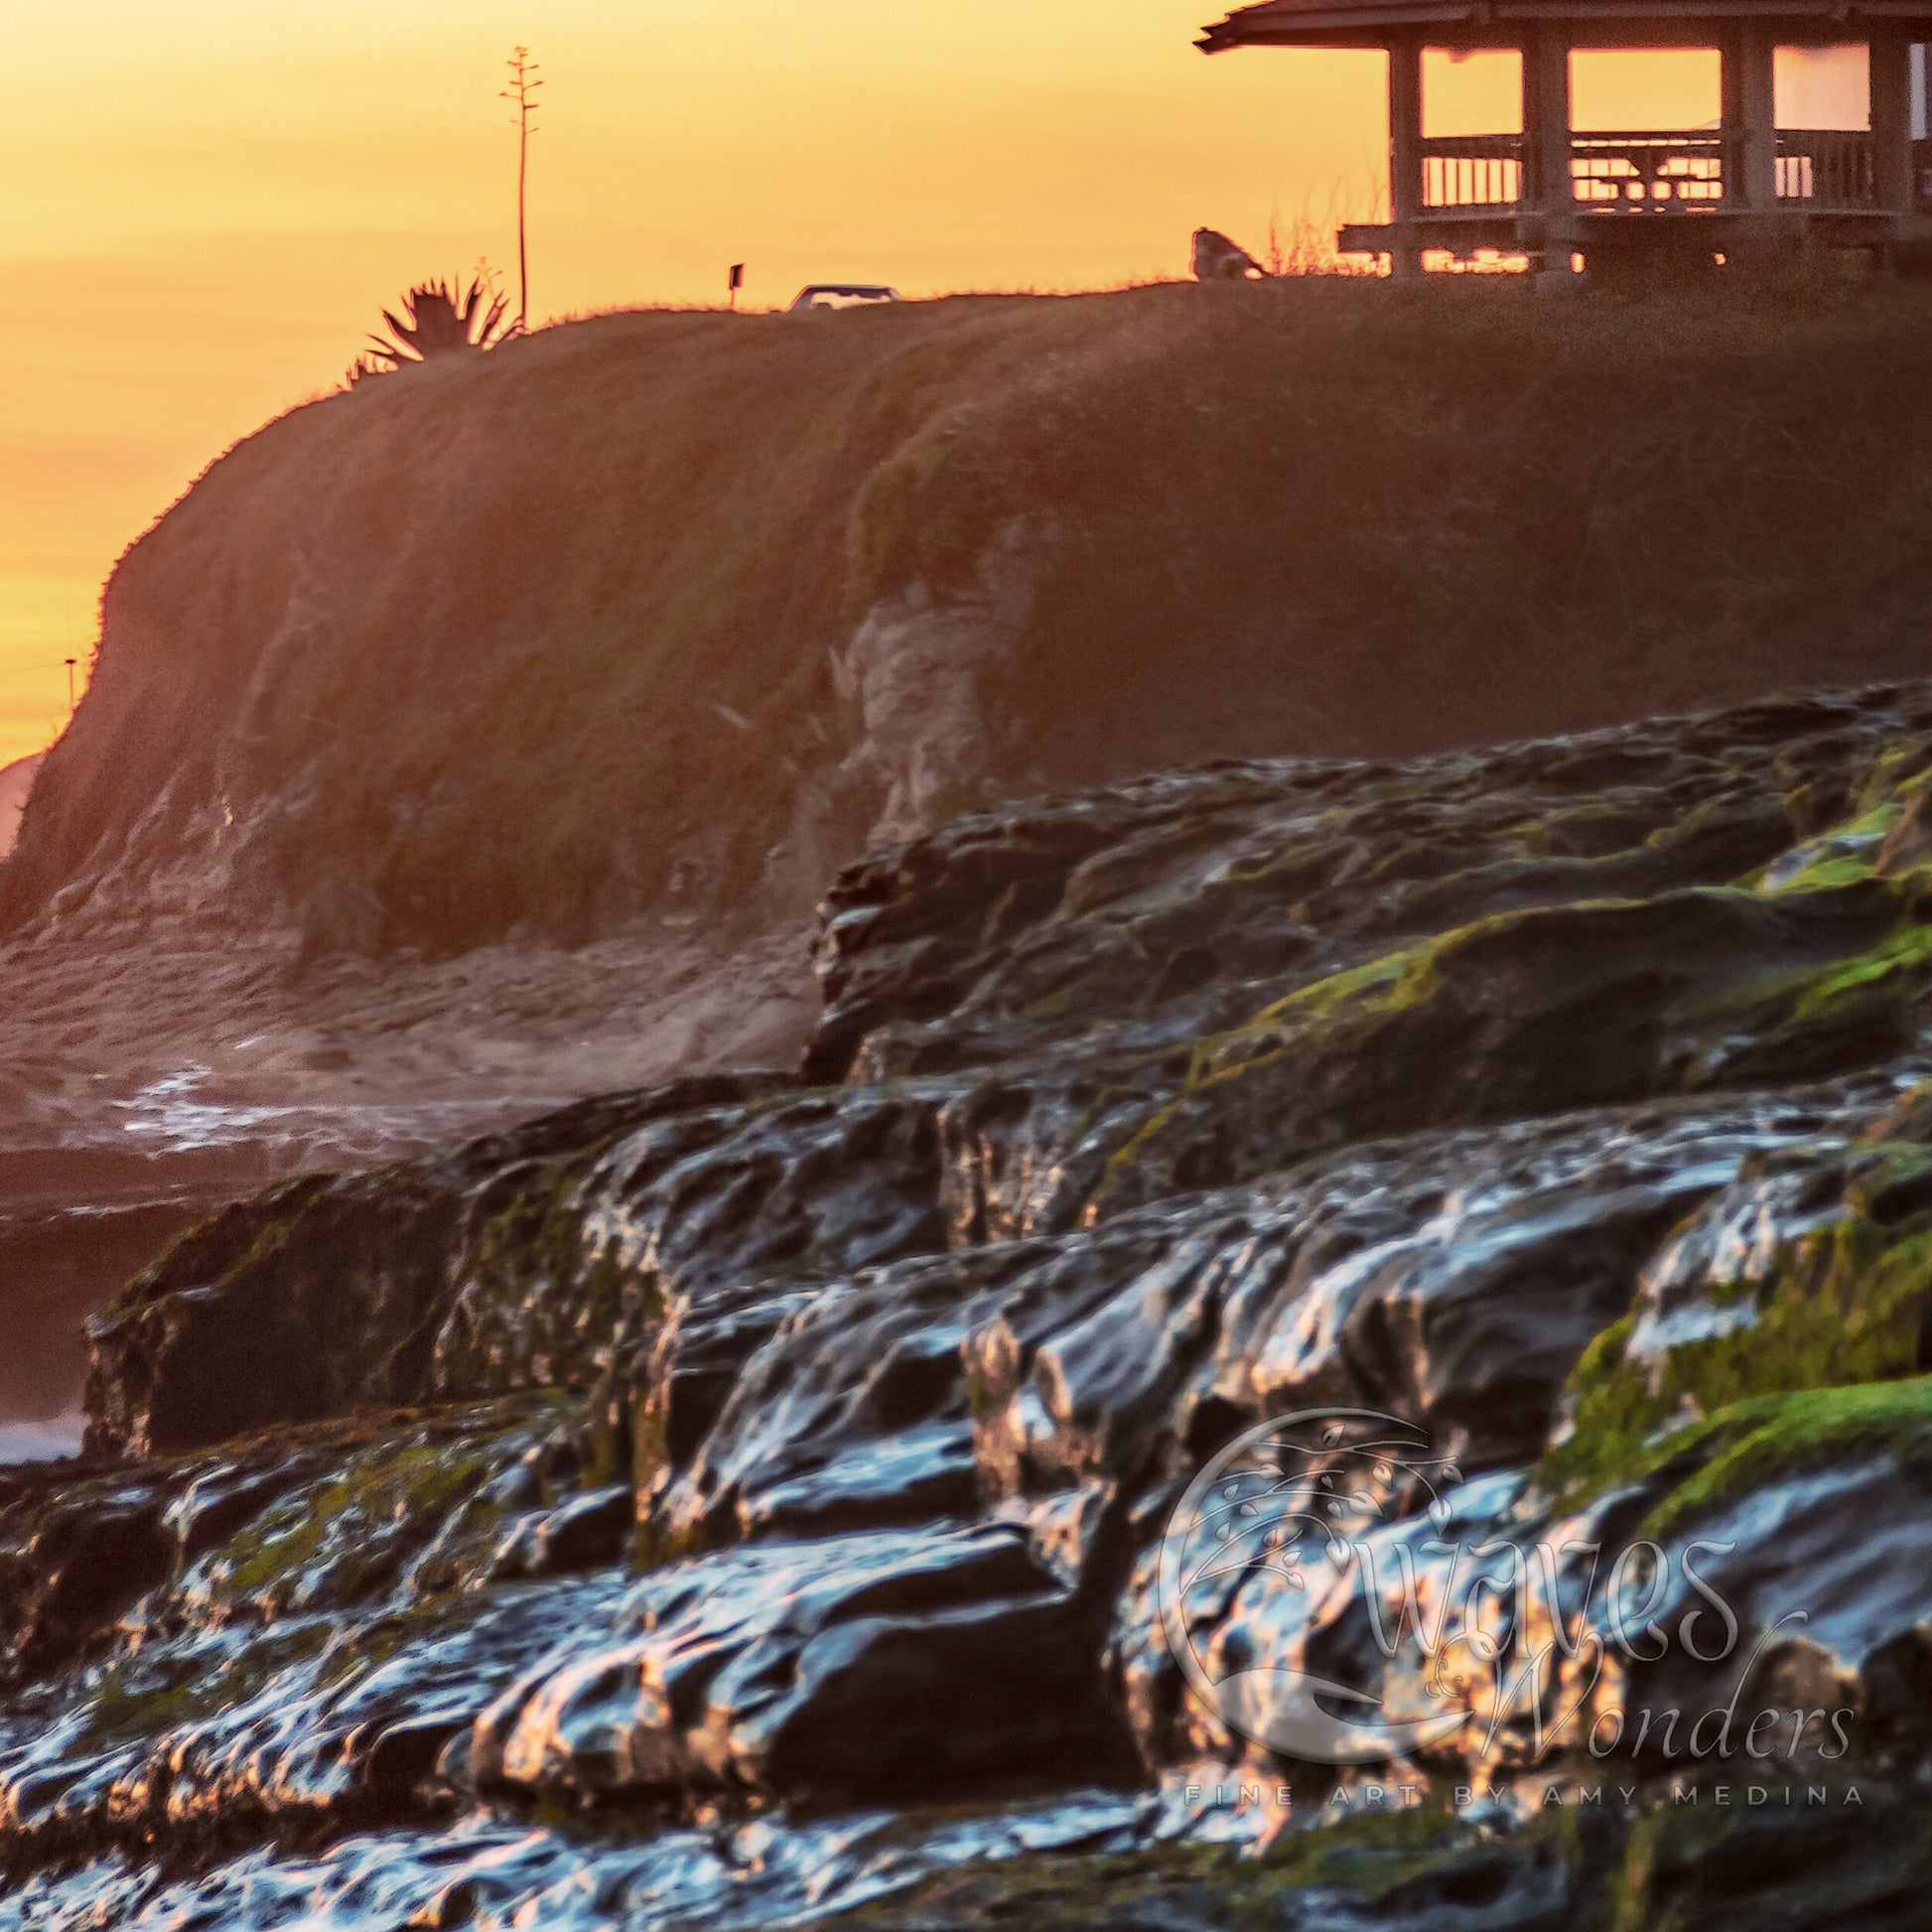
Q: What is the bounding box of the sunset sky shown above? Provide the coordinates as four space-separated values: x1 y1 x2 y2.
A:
0 3 1873 766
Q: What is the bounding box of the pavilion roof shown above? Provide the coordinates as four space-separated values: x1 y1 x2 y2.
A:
1200 0 1932 50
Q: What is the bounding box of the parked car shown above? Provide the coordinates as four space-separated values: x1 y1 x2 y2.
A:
787 284 901 313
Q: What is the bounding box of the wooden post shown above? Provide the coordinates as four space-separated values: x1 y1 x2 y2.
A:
1524 23 1573 221
1725 23 1777 210
1387 31 1425 277
1871 25 1916 215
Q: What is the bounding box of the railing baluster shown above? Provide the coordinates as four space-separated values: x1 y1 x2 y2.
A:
1775 129 1877 208
1417 132 1527 209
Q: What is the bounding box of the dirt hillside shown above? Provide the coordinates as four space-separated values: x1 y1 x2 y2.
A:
9 277 1932 960
0 754 42 861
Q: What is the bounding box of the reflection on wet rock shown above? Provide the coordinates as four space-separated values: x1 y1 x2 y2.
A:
14 684 1932 1927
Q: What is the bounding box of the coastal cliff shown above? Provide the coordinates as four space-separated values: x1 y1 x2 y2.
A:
14 281 1932 964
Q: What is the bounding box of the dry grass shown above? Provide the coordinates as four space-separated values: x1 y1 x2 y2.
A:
12 275 1932 955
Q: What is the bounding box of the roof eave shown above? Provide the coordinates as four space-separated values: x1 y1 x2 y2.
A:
1200 0 1932 49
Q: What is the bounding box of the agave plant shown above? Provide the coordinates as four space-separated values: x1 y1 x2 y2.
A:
358 275 512 376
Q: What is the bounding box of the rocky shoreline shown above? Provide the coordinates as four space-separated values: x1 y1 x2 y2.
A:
7 680 1932 1927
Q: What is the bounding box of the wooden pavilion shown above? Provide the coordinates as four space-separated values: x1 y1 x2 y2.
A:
1199 0 1932 273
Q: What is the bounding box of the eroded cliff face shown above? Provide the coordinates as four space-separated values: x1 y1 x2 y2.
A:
18 280 1932 967
9 682 1932 1926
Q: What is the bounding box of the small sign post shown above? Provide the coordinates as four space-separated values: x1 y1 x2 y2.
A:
728 263 745 311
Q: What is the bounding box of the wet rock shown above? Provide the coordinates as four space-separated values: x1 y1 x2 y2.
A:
0 1399 628 1860
84 1071 954 1457
85 684 1932 1467
1596 1384 1932 1765
530 1484 632 1574
1144 1377 1932 1789
806 688 1907 1086
1861 1621 1932 1743
19 681 1932 1921
1541 1142 1932 1507
0 1788 1155 1929
470 1522 1124 1804
656 1245 1044 1547
8 1490 172 1678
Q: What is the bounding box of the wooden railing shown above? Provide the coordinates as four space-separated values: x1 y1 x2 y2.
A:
1775 129 1876 208
1411 130 1732 212
1408 127 1894 216
1569 132 1732 208
1419 133 1527 210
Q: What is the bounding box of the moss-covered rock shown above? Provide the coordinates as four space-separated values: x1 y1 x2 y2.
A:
1535 1153 1932 1512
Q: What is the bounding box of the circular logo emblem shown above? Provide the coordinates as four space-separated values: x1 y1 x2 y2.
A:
1157 1407 1469 1764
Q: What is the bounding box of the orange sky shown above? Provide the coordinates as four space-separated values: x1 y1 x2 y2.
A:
0 3 1875 766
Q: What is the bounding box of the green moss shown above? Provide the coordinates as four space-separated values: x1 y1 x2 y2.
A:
816 1800 1618 1931
577 1244 627 1336
1276 945 1430 1021
1639 1377 1932 1542
1201 939 1434 1063
1665 960 1829 1029
1536 1192 1932 1513
1537 1315 1649 1506
78 1618 338 1748
1608 1776 1932 1932
470 1162 588 1298
962 1357 1000 1424
1753 801 1900 896
1102 938 1442 1150
1258 1799 1491 1892
1086 930 1453 1206
1021 981 1084 1024
809 1766 1929 1930
441 1160 639 1393
206 1395 569 1613
1091 1093 1189 1200
101 1173 344 1319
1773 853 1880 892
843 1809 1471 1928
1855 740 1932 816
1787 920 1932 1020
1540 1370 1932 1545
